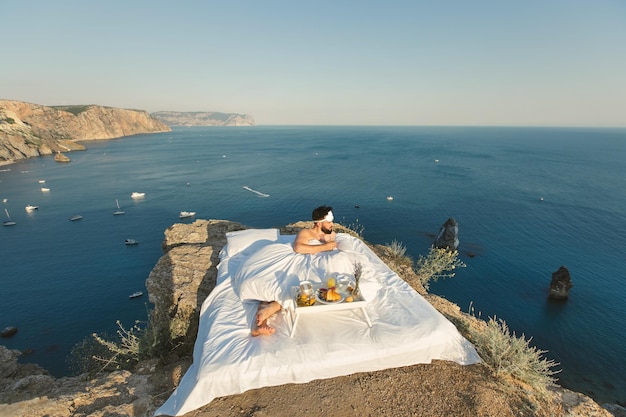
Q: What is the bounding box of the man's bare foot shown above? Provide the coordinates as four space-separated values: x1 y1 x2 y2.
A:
256 301 282 326
251 301 282 337
251 322 276 337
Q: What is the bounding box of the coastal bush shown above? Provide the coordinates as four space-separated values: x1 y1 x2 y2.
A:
471 316 560 397
70 314 173 376
68 320 141 375
386 239 407 258
381 239 413 269
414 246 466 290
1 117 15 124
339 218 365 238
51 105 91 116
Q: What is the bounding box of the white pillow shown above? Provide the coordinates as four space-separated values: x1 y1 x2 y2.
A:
221 228 279 259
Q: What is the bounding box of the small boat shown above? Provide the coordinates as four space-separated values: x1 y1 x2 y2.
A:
354 204 360 208
25 205 39 211
386 196 394 201
125 238 139 245
129 291 143 299
131 192 145 199
69 214 83 221
2 198 7 203
179 211 196 219
3 209 16 226
434 159 440 163
112 199 124 215
38 180 46 184
41 187 50 192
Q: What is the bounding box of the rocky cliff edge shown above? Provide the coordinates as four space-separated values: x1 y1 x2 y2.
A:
0 220 622 417
0 100 171 165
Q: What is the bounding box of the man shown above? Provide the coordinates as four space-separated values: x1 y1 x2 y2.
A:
252 205 338 336
293 205 338 254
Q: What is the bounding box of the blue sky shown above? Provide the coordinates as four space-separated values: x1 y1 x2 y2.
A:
1 1 625 126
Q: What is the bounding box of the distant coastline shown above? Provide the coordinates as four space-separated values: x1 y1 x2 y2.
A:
0 99 170 166
151 111 255 127
0 100 256 167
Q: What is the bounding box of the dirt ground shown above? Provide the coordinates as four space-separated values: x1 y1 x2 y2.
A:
152 359 568 417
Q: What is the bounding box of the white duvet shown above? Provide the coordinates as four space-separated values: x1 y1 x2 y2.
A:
155 232 480 416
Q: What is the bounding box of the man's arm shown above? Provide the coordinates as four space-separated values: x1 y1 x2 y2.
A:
293 230 337 254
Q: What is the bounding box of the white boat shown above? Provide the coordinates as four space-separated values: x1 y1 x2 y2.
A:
386 196 394 201
112 199 125 215
2 198 7 203
41 187 50 192
129 291 143 299
179 211 196 219
69 214 83 221
38 180 46 184
3 209 16 226
25 205 39 211
125 238 139 245
131 192 145 199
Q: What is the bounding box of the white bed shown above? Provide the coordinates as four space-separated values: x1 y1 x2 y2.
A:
155 230 480 416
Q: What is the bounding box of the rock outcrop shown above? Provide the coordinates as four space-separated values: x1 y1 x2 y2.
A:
549 265 573 300
0 221 619 417
151 111 255 126
434 217 459 250
53 152 71 163
145 220 248 353
0 99 171 165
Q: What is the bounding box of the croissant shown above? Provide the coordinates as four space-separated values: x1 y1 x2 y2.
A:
325 287 342 302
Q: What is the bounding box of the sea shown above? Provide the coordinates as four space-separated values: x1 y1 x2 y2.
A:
1 126 624 404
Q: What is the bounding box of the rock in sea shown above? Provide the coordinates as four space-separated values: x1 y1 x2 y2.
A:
549 266 573 300
54 152 71 163
1 326 18 338
434 218 459 251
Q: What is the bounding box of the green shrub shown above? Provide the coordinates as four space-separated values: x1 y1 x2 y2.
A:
414 246 466 290
51 105 91 116
471 316 560 397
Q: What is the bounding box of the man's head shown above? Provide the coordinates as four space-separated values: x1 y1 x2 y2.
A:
312 205 334 234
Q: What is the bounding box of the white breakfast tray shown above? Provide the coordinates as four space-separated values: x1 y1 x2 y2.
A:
288 284 372 337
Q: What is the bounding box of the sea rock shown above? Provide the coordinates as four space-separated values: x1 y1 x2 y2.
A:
53 152 70 163
433 218 459 251
1 326 18 338
549 266 573 300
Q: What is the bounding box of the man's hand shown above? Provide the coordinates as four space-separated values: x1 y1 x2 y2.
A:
321 231 337 242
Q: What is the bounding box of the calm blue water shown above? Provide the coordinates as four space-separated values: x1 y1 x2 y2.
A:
1 126 624 404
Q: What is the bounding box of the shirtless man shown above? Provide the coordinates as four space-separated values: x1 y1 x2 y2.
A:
293 205 337 254
251 205 338 336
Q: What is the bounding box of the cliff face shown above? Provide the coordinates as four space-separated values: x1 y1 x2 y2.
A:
0 100 171 165
151 111 255 126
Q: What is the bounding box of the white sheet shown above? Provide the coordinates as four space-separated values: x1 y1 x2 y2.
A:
155 234 480 416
